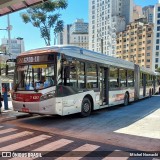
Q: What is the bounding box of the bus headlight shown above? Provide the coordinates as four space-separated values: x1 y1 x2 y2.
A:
40 91 55 101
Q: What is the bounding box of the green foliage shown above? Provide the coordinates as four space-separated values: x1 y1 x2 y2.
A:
156 67 160 73
20 0 68 46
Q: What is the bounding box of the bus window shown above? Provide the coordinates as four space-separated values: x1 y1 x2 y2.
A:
119 68 127 88
77 61 85 89
109 67 119 90
86 63 98 89
69 60 77 88
15 64 55 91
127 70 134 87
140 72 143 87
62 58 77 88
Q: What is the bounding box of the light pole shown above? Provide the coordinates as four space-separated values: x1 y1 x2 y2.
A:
7 14 12 58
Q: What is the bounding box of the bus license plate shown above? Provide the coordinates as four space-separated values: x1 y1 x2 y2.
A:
22 108 29 112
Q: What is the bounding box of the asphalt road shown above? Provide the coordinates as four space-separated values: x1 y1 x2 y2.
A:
3 96 160 152
0 123 159 160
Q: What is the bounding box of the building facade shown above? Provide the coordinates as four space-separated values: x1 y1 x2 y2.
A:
1 37 25 59
133 5 143 21
116 21 154 70
152 1 160 71
143 5 154 24
89 0 133 56
57 19 89 49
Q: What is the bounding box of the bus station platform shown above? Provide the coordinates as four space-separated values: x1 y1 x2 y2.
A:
0 100 28 123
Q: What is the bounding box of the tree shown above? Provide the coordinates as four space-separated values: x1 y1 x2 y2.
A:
20 0 68 46
156 67 160 73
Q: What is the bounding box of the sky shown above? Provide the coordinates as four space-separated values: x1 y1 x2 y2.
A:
0 0 159 51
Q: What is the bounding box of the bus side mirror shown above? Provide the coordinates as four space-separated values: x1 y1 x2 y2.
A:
5 65 8 75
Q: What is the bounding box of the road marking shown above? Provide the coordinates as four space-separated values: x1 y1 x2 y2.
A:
56 143 100 160
0 128 17 135
102 150 129 160
0 134 51 151
33 138 73 151
0 131 33 143
9 139 74 160
0 126 3 128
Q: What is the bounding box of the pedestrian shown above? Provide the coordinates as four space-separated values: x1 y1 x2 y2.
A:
0 92 3 114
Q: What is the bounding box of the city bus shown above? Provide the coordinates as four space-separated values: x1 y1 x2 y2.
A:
9 45 160 117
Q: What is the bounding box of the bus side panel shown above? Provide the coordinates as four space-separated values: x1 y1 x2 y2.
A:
39 98 63 115
62 94 82 116
109 88 134 106
62 91 99 116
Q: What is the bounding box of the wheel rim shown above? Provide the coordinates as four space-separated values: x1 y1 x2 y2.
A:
83 102 90 113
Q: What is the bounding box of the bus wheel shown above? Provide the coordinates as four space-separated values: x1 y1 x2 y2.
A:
124 93 129 106
80 98 91 117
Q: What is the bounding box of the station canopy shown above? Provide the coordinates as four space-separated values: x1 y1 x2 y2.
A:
0 0 49 16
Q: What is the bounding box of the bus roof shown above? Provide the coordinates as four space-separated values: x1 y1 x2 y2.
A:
18 45 154 74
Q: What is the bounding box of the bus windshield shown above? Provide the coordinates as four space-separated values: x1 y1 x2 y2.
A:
14 63 55 91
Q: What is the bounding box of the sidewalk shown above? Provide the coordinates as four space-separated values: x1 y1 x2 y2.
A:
0 100 28 123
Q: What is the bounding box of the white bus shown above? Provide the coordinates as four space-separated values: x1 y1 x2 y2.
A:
8 45 160 117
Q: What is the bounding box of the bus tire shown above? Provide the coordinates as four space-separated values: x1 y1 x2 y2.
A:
80 98 91 117
124 93 129 106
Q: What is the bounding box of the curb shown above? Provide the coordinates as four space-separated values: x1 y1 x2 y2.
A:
0 111 30 123
0 116 17 123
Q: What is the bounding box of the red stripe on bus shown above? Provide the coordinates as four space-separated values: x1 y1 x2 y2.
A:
13 93 42 102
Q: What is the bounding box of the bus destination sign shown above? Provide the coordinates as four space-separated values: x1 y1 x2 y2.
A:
17 56 39 64
17 54 54 64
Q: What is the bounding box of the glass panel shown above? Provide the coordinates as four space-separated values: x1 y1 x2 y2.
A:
87 63 97 76
140 72 143 87
87 76 97 88
70 60 77 87
15 64 55 91
128 70 134 87
109 67 119 90
86 63 98 89
77 61 85 89
119 68 127 87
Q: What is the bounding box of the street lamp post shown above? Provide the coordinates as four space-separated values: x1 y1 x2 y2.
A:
7 15 11 58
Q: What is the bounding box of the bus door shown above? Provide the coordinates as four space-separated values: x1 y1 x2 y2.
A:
100 67 109 105
143 73 146 97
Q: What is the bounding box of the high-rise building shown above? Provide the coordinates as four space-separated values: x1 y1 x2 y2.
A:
89 0 133 56
116 20 154 70
152 1 160 71
57 19 89 49
143 5 154 23
1 37 25 59
133 5 143 21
